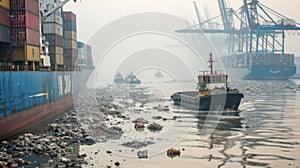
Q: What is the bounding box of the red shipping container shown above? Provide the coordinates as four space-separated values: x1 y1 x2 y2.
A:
10 0 39 15
63 12 76 22
10 28 40 46
10 11 40 31
0 6 10 26
10 11 25 27
26 29 40 46
10 28 26 45
26 12 39 30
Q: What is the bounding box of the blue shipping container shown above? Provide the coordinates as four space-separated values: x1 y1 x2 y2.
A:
0 25 10 43
63 21 76 32
77 41 85 48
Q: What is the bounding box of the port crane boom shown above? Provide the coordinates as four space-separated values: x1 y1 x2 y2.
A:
175 0 300 79
39 0 77 68
40 0 77 21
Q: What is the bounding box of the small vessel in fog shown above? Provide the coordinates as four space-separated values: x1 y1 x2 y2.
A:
155 71 164 78
171 53 244 111
125 72 141 84
114 72 125 84
114 72 141 84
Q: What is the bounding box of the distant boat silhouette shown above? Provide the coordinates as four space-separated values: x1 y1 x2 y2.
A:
125 72 141 84
155 71 164 78
113 72 125 84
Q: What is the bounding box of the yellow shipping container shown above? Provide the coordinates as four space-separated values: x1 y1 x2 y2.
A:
12 45 40 62
0 0 10 9
26 45 40 61
64 31 77 40
64 40 77 49
56 47 64 55
55 54 64 65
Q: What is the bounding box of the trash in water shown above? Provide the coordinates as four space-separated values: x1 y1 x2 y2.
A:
137 150 148 159
167 148 181 158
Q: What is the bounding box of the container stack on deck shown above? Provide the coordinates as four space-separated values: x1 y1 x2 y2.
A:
0 1 93 71
63 11 77 67
43 8 64 70
0 0 11 64
9 0 40 71
86 45 92 68
77 41 93 69
252 54 294 66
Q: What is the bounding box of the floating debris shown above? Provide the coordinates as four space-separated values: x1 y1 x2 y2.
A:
137 150 148 159
132 118 149 124
167 148 181 158
122 141 154 149
147 122 163 132
134 122 145 129
114 161 120 166
152 116 162 120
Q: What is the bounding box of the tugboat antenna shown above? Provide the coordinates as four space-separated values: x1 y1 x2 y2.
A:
208 53 214 74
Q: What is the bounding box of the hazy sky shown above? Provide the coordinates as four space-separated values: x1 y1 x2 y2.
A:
64 0 300 56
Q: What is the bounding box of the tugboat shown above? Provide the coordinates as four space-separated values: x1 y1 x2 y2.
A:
171 53 244 111
125 72 141 84
114 72 125 84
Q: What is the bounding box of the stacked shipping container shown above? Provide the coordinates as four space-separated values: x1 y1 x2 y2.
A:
43 8 64 67
0 0 11 63
252 54 295 66
9 0 40 69
77 41 93 68
63 11 77 66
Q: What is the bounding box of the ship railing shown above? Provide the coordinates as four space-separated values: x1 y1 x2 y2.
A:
199 70 225 75
0 65 84 72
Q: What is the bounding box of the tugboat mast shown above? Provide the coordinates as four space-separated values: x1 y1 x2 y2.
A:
208 53 214 74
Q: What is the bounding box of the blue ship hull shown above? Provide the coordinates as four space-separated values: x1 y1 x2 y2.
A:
244 65 296 80
0 70 92 139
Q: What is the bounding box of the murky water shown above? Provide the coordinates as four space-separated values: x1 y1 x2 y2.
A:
78 79 300 168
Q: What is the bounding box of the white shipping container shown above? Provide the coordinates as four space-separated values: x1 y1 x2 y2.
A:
43 23 63 36
41 55 51 67
276 19 296 27
44 14 63 25
77 51 87 59
77 46 88 59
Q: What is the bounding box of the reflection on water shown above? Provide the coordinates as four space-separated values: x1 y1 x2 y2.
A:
80 79 300 168
189 79 300 167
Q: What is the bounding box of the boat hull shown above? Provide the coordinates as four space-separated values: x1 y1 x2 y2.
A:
0 70 92 140
244 65 296 80
171 91 244 111
224 53 296 80
0 94 73 140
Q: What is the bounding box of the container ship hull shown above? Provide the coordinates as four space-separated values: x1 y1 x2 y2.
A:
0 70 92 140
171 91 244 111
244 65 296 80
224 53 296 80
227 65 296 80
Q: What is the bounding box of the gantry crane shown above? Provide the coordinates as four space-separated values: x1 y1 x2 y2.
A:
177 0 300 68
242 0 300 54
